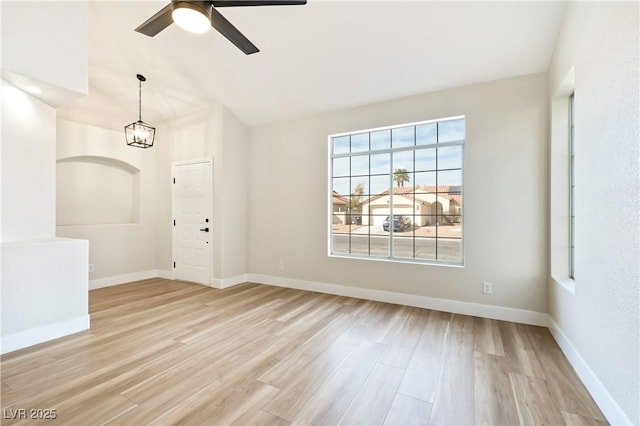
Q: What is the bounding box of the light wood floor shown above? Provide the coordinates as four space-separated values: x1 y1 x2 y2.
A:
1 279 607 425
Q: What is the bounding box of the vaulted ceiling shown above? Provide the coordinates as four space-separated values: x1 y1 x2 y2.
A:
57 1 566 131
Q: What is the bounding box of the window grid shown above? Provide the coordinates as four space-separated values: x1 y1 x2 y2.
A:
435 123 439 259
569 94 575 279
329 117 464 266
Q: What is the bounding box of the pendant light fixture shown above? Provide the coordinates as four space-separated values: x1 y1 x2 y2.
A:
125 74 155 148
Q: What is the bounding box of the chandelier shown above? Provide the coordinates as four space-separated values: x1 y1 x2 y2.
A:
124 74 155 148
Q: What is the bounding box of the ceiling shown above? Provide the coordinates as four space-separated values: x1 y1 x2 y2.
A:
57 1 566 131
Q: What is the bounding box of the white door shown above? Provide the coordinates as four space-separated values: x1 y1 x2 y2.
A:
172 159 212 285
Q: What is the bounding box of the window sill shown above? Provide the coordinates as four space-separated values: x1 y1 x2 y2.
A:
552 276 575 296
328 253 464 268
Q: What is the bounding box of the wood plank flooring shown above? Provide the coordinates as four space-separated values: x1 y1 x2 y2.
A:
0 279 607 425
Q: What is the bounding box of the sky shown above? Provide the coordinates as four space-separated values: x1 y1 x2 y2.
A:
331 118 464 197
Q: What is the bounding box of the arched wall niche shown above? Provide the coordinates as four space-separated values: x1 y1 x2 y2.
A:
56 155 140 226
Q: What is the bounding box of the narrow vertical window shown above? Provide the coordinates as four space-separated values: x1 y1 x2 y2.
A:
569 93 575 279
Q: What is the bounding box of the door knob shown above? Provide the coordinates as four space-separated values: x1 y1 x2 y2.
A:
199 227 209 232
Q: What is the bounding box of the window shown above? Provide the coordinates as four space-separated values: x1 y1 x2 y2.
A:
329 116 464 265
550 68 575 290
569 93 575 278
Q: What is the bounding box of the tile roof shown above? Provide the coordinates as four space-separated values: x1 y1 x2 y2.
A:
359 185 462 205
332 191 348 205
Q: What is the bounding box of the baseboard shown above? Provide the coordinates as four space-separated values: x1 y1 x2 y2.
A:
212 274 248 289
547 316 633 426
157 269 175 280
247 274 547 326
1 315 90 355
89 270 172 289
89 272 545 326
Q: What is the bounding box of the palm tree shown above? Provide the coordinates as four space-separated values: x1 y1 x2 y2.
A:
393 168 410 187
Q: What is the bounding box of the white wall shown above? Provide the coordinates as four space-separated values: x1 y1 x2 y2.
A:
57 157 140 226
1 238 89 354
548 2 639 424
1 86 89 354
1 81 56 242
219 107 249 280
1 1 88 107
248 73 549 315
56 120 159 284
0 2 90 354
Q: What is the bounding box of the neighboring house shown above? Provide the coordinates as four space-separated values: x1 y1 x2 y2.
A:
359 186 462 226
332 191 364 225
332 191 348 224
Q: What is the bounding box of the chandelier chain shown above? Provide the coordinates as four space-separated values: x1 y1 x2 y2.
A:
138 79 142 122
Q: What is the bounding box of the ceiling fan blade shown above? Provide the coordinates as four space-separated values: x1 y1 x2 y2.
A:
135 4 173 36
212 0 306 7
210 7 259 55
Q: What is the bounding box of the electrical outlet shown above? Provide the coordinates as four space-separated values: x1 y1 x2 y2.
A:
482 282 492 294
278 261 284 271
89 264 95 273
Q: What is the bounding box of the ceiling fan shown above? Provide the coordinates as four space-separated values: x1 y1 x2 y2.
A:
135 0 306 55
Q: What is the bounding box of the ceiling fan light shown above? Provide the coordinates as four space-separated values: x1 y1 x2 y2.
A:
172 2 211 33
